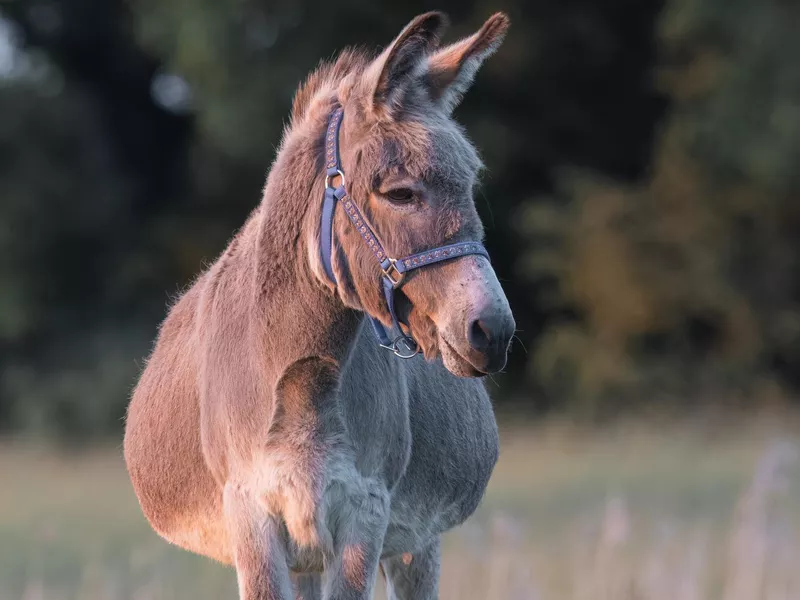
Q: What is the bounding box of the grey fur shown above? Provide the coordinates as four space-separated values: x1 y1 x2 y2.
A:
123 11 513 600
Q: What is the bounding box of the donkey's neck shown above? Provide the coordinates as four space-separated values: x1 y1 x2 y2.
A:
249 112 362 368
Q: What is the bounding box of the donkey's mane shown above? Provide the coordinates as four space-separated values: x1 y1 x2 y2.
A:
290 47 373 124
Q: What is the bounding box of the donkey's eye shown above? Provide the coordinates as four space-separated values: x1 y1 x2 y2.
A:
385 188 415 204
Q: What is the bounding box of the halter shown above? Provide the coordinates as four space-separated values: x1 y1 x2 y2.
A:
319 105 490 358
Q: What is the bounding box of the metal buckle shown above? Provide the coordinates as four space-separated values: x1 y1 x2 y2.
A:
382 258 405 288
381 335 419 359
325 169 346 189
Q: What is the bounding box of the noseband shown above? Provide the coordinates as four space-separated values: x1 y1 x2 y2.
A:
318 105 490 359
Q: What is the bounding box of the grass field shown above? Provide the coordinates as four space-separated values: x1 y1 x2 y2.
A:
2 412 799 599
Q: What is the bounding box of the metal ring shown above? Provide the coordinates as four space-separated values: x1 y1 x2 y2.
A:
391 335 419 359
325 169 346 189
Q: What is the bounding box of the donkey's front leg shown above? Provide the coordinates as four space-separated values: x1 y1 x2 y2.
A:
381 538 441 600
323 482 391 600
224 483 294 600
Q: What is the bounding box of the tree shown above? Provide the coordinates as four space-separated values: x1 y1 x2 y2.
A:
518 0 800 414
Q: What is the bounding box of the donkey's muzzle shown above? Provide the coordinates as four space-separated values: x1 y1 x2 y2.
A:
466 309 515 373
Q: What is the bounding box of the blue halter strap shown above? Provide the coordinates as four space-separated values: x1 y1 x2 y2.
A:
319 105 490 358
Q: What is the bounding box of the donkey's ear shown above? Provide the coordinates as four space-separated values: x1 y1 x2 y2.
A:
424 12 510 113
365 11 449 115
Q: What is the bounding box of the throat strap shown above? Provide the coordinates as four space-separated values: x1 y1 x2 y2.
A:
318 105 490 358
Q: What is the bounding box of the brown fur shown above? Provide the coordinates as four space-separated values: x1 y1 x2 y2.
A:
124 11 513 600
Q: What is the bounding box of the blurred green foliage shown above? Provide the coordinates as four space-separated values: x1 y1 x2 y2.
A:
519 0 800 414
0 0 797 436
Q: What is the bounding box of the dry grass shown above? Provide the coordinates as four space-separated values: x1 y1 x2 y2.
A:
2 413 799 599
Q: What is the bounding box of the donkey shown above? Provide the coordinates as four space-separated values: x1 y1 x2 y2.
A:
123 11 514 600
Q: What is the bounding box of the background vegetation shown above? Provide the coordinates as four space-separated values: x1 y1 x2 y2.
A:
3 0 798 435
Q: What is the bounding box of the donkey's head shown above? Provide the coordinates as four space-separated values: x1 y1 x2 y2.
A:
326 12 515 377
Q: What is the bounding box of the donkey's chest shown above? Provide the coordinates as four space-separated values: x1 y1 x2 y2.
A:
251 442 391 570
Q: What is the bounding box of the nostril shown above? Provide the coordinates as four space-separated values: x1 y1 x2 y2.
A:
468 319 492 351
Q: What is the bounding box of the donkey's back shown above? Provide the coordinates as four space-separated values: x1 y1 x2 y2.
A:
124 281 232 563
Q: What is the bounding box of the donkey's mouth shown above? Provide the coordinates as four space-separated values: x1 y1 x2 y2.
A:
439 334 488 378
